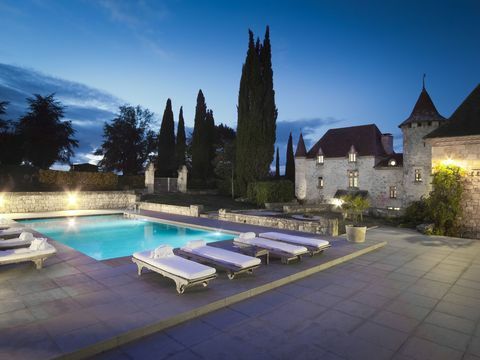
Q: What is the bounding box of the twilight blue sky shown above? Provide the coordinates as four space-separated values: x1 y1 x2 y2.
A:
0 0 479 167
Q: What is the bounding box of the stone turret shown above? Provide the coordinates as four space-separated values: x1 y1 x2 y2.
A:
400 80 446 205
294 133 307 200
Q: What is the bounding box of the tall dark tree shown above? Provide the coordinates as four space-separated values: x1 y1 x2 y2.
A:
275 147 280 178
205 109 216 178
236 26 277 195
191 90 207 181
157 99 176 176
285 132 295 183
18 94 78 169
0 101 23 166
213 124 236 196
95 105 155 175
175 106 186 168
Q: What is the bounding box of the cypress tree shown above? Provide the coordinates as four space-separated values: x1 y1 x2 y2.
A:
275 147 280 178
175 106 186 168
285 132 295 183
236 26 277 195
191 90 207 181
205 109 216 178
157 98 176 176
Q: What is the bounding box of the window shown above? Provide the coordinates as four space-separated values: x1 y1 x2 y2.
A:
389 186 397 199
348 170 359 188
414 169 422 182
348 152 357 163
318 177 324 188
317 155 324 164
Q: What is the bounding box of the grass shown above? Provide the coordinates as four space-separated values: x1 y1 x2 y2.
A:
141 193 259 212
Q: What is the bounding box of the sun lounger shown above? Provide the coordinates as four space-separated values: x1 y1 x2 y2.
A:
0 227 30 238
178 240 261 279
0 238 56 269
233 232 308 264
259 231 330 256
132 245 217 294
0 232 35 249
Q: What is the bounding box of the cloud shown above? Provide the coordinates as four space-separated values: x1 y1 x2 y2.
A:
0 63 123 164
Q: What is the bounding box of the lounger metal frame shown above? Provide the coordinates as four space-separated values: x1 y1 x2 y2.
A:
233 240 306 264
132 256 217 294
176 249 260 280
259 233 332 256
0 251 56 269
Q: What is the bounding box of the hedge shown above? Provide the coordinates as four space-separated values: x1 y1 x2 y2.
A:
247 180 294 206
118 175 145 190
39 169 118 190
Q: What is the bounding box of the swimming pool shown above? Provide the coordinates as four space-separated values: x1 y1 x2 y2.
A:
18 214 233 260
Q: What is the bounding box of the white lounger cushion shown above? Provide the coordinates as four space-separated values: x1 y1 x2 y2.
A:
259 232 330 249
151 244 174 258
0 243 56 263
134 251 216 280
234 236 307 256
0 232 35 249
0 227 27 236
182 242 261 268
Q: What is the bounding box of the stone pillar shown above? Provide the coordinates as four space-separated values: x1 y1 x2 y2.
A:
145 163 155 194
177 165 188 193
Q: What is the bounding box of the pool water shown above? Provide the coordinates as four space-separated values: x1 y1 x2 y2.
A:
18 215 233 260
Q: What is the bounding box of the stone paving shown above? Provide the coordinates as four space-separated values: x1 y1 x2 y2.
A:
0 210 381 359
94 227 480 360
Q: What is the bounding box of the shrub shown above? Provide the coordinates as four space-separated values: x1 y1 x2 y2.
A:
38 169 118 190
118 175 145 189
403 199 430 226
247 180 294 206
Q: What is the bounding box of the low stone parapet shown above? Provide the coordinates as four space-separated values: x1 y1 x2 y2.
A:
0 191 137 213
218 209 338 236
138 202 203 217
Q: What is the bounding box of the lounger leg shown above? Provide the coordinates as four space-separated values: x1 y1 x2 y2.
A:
33 259 43 269
227 272 235 280
175 279 188 294
137 263 144 276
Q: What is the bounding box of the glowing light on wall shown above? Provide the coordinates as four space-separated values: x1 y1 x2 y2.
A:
0 194 5 208
441 158 465 169
67 192 78 207
330 198 344 208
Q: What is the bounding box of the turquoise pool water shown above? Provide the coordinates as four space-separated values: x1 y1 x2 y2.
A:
18 215 233 260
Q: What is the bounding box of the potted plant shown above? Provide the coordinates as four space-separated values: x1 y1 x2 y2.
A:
341 195 370 243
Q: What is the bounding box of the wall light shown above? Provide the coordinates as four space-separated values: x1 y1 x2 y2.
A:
0 194 5 209
67 192 78 207
330 198 344 208
441 158 464 169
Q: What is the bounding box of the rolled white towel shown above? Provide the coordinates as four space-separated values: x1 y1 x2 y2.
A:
19 232 34 241
239 232 256 240
151 244 174 259
29 238 48 251
184 240 206 250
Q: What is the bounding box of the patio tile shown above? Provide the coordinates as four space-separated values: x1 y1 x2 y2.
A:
301 290 344 307
349 290 391 308
53 322 116 354
166 319 220 347
120 331 186 360
398 291 439 308
468 336 480 357
372 310 420 333
8 337 62 360
102 310 156 334
352 321 409 351
386 300 431 321
333 299 378 319
41 309 101 337
202 308 249 331
400 336 463 360
425 310 475 334
312 309 364 333
10 278 58 295
415 323 470 351
0 298 26 315
22 287 70 307
435 300 480 320
28 297 83 320
0 308 35 329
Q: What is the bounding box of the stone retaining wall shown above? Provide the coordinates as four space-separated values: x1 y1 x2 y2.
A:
138 202 203 217
218 209 338 236
0 191 137 213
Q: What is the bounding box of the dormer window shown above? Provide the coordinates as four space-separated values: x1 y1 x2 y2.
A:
317 155 324 164
389 159 396 166
348 145 357 163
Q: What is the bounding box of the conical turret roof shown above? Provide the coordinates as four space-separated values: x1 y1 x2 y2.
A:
425 84 480 138
295 133 307 157
399 86 446 127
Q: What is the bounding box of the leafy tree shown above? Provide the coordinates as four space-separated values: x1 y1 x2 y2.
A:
175 106 186 168
285 133 295 183
0 101 23 166
95 105 155 175
275 147 280 178
18 94 77 169
236 26 277 195
427 165 465 236
157 99 176 177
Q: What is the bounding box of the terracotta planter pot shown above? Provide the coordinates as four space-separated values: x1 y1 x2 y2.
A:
346 225 367 243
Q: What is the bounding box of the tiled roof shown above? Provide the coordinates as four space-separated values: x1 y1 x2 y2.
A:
374 153 404 168
425 84 480 139
295 133 307 157
399 86 446 127
306 124 388 158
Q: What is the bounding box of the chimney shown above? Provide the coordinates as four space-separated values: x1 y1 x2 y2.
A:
381 133 394 155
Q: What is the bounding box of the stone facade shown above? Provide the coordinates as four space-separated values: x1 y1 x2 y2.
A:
0 191 137 214
218 209 338 236
428 135 480 238
139 202 204 217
